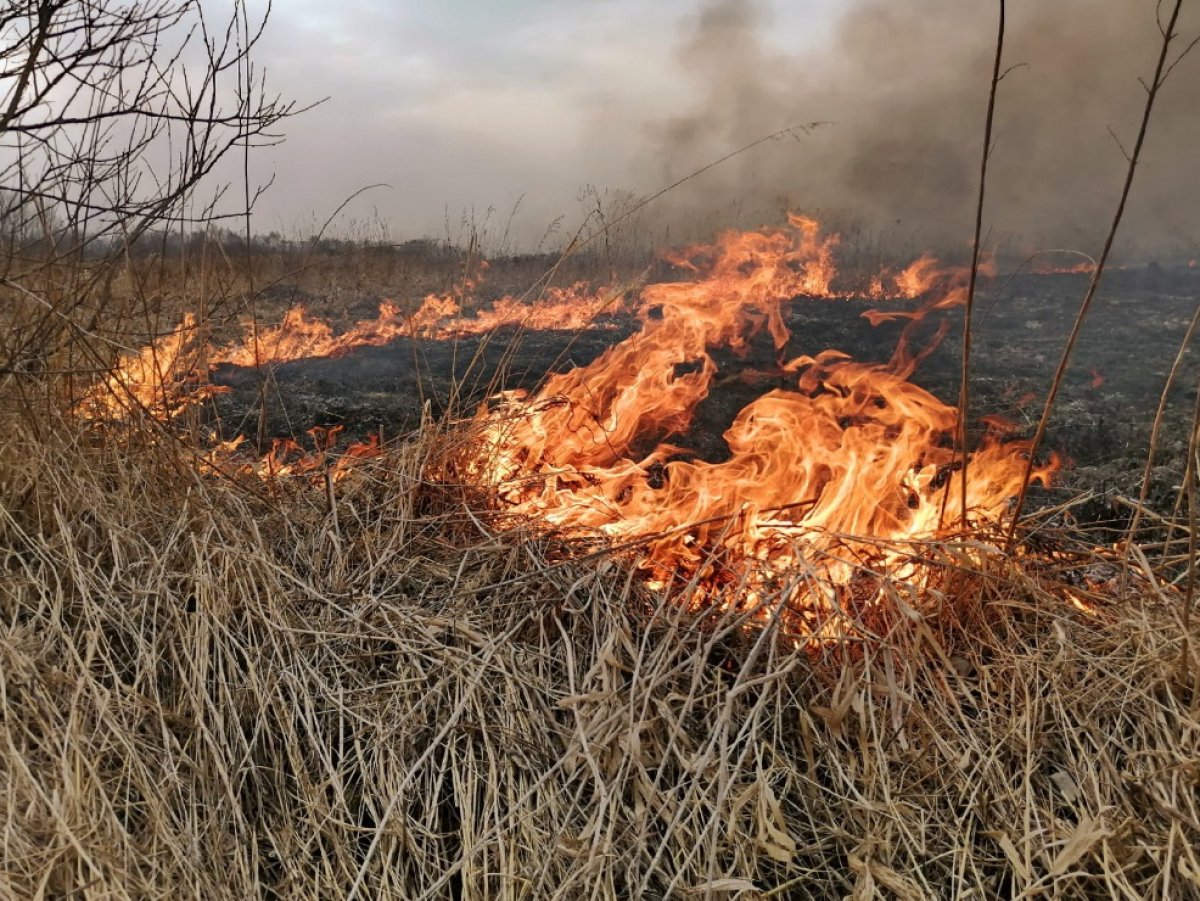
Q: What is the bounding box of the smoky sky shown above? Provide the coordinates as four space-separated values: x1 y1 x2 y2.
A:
641 0 1200 258
244 0 1199 257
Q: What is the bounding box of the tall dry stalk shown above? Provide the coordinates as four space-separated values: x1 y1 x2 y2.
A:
1178 374 1200 686
956 0 1007 526
1126 306 1200 546
1007 0 1198 546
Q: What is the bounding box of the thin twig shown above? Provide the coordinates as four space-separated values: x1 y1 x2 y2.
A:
1126 305 1200 547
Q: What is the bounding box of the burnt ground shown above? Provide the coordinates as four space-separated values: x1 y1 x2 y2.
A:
208 267 1200 528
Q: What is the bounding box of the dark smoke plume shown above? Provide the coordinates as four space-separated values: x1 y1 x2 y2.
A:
643 0 1200 259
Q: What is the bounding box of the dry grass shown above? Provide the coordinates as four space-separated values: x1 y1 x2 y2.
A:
1 410 1197 900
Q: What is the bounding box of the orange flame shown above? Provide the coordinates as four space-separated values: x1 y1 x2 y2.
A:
859 253 991 329
76 313 228 420
466 218 1054 638
211 283 622 369
197 427 383 482
80 281 623 423
893 254 942 297
864 253 954 303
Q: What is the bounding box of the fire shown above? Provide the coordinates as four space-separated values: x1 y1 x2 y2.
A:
865 254 949 302
80 214 1065 640
199 427 382 482
80 281 624 422
440 283 627 336
212 282 624 369
893 254 942 297
78 313 227 421
465 217 1054 638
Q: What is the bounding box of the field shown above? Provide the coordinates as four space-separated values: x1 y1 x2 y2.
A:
2 236 1199 899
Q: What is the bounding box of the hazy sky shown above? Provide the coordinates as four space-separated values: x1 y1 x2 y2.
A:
240 0 841 242
230 0 1199 257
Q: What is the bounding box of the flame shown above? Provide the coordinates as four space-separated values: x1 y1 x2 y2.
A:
80 281 623 423
77 272 624 485
859 254 994 330
465 217 1054 638
212 283 622 369
197 427 383 482
441 283 626 336
864 254 951 303
76 313 228 420
78 216 960 428
892 254 941 297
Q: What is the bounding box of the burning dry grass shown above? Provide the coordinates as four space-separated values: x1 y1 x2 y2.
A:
1 417 1197 899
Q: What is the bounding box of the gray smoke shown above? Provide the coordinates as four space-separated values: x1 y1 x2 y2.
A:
641 0 1200 259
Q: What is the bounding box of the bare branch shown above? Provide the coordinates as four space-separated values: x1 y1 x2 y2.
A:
997 61 1027 82
1106 125 1132 162
1162 32 1200 83
0 0 304 376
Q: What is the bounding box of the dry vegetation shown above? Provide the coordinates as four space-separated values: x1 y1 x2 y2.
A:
1 406 1198 899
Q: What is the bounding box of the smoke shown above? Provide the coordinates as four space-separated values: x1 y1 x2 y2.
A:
641 0 1200 258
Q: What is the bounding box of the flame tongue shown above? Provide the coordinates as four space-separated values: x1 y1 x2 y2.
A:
473 217 1052 630
480 214 838 473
